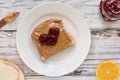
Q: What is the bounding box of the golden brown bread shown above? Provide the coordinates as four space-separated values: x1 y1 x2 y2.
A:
31 18 74 60
0 59 25 80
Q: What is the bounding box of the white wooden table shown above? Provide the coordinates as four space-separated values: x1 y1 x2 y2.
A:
1 0 120 80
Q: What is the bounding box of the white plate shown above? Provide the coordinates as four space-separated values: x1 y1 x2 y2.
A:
16 2 91 77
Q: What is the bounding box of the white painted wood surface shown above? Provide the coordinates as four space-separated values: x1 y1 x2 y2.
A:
1 0 120 80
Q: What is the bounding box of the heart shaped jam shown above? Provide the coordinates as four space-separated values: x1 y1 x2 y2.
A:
100 0 120 21
39 27 60 46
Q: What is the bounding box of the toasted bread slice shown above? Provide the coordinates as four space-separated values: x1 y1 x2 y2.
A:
0 59 25 80
31 18 74 60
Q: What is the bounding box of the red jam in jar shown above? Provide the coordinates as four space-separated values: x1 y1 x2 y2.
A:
100 0 120 21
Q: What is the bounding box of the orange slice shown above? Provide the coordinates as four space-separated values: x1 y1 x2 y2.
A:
96 60 120 80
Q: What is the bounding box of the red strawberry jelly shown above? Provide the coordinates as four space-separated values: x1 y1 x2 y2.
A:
39 27 60 46
100 0 120 21
49 27 60 36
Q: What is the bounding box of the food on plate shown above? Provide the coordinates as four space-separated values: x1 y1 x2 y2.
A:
0 59 25 80
0 11 20 27
100 0 120 21
39 27 60 46
31 18 75 60
96 60 120 80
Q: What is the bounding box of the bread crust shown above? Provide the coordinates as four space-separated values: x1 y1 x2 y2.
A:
0 59 25 80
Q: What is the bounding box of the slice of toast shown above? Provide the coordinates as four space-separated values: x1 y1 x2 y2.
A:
0 59 25 80
31 18 74 60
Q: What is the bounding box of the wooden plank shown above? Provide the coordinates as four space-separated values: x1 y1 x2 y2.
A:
0 29 120 76
26 76 97 80
0 0 120 30
26 76 120 80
